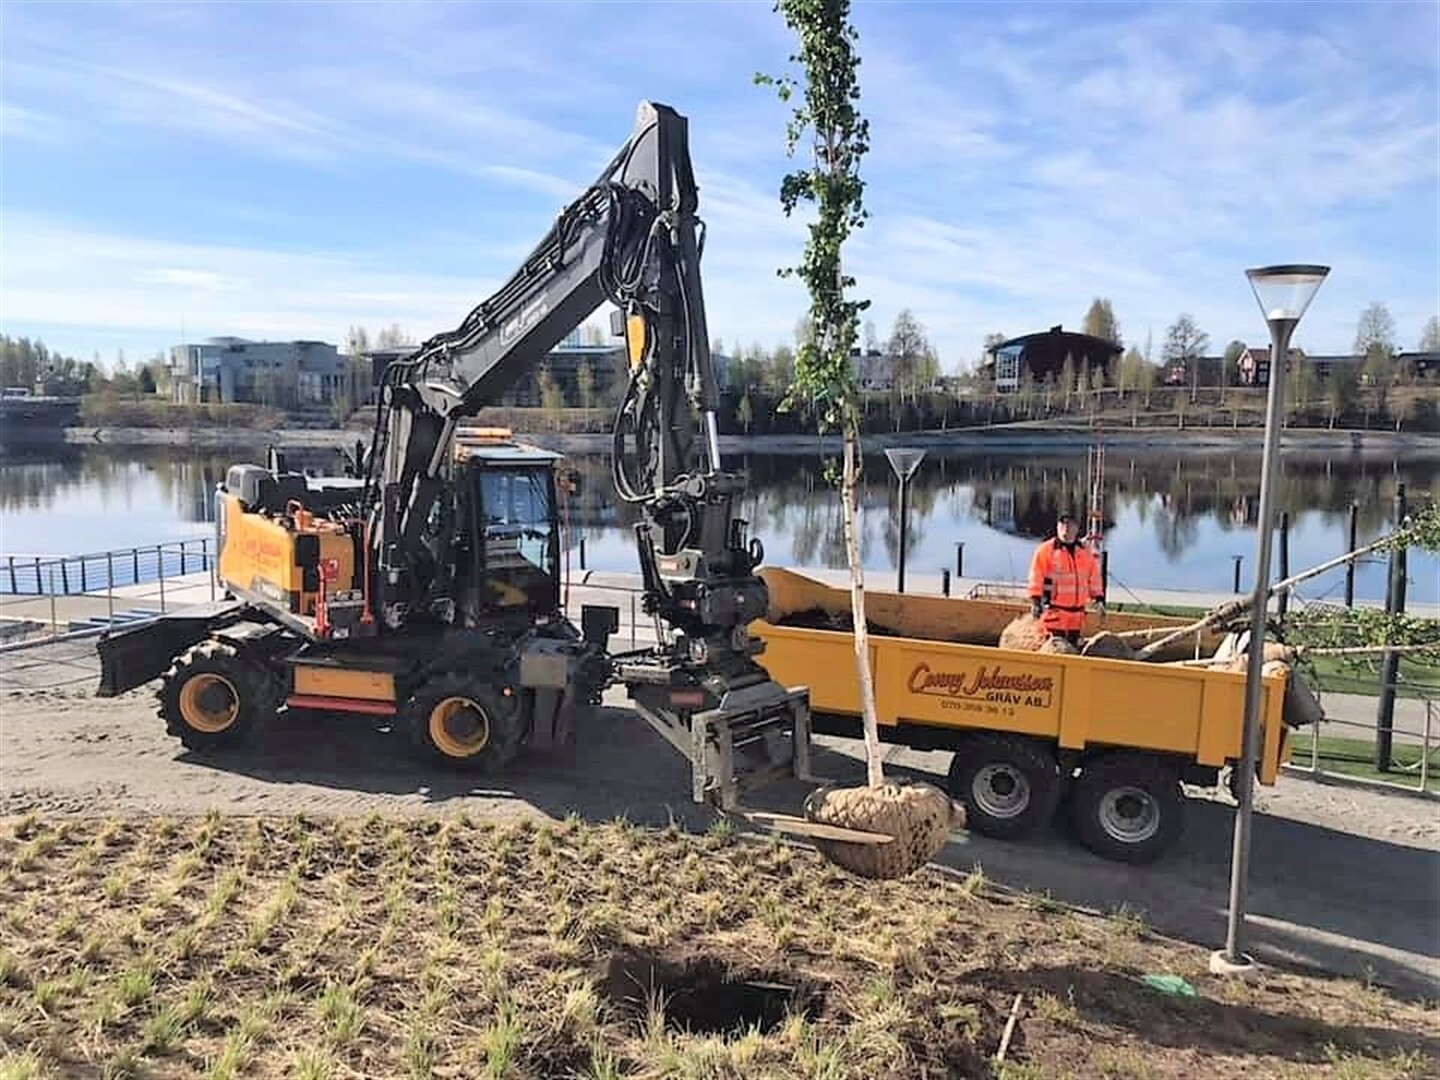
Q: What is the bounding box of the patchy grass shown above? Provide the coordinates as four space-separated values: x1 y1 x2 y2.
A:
0 814 1434 1079
1288 732 1438 792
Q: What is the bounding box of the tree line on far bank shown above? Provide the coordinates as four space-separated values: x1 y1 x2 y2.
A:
6 299 1437 434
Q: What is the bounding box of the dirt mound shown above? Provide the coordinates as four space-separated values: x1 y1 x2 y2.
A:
802 780 958 879
772 607 992 646
774 607 898 637
1082 631 1136 660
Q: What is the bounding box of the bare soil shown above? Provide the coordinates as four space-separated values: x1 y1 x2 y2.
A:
2 814 1436 1080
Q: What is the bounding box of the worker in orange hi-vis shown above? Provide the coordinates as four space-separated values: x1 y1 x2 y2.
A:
1027 510 1105 647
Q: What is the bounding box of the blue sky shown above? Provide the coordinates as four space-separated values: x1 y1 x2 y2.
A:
2 0 1436 371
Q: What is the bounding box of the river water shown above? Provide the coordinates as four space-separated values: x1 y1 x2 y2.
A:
0 444 1434 605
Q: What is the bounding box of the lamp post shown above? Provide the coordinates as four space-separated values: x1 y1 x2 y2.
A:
1214 264 1329 975
884 447 926 593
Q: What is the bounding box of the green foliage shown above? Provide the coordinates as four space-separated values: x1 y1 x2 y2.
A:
575 360 597 410
755 0 871 435
888 309 937 402
1222 339 1245 386
1388 502 1440 552
1287 607 1439 652
1420 315 1440 353
1285 504 1440 658
1162 314 1209 371
1 334 94 394
537 369 566 414
736 392 755 432
1082 298 1121 345
1354 301 1396 358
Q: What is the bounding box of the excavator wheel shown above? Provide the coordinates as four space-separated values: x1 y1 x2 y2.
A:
158 639 278 752
403 673 525 773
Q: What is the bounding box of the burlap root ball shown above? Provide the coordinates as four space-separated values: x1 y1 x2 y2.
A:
1082 631 1135 660
1263 642 1297 664
802 780 960 880
1038 634 1079 655
999 614 1049 652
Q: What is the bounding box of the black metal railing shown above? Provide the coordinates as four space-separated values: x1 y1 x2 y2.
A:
0 538 215 596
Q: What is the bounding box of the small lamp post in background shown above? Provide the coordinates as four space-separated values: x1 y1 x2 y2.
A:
1214 264 1329 976
884 447 926 593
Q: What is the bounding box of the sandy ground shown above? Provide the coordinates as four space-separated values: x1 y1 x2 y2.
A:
1 636 1437 1001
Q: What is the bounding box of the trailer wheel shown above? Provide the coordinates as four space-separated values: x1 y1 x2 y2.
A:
159 640 275 751
404 674 524 772
946 735 1062 839
1070 753 1183 864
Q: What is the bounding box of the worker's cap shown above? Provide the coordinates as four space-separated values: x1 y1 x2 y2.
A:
1056 510 1078 522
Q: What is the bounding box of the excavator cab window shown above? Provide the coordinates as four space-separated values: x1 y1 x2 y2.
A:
470 463 560 613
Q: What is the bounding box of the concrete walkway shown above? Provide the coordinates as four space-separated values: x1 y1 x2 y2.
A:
5 566 1433 728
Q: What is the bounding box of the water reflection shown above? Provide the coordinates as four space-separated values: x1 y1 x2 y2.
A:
0 444 1434 601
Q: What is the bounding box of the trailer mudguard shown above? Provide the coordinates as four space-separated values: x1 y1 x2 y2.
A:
95 602 247 697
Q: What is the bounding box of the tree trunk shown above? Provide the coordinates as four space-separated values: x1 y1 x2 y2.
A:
841 420 883 788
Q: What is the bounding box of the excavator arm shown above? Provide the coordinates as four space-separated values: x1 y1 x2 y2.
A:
363 101 765 649
99 101 814 813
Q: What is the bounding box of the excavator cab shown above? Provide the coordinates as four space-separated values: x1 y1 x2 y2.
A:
452 427 564 618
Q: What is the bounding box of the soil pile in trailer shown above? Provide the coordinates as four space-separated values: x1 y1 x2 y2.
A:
774 607 993 645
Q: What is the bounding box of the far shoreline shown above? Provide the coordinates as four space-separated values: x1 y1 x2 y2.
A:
0 423 1425 458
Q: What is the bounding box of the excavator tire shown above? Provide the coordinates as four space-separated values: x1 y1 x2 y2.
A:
158 639 278 751
403 673 525 773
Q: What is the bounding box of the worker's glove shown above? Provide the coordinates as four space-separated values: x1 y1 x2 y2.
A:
1030 598 1043 619
1094 600 1107 620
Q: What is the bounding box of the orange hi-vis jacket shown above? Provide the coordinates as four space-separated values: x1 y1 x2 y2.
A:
1028 538 1103 634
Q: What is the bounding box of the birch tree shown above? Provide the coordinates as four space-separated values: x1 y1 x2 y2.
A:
757 0 883 787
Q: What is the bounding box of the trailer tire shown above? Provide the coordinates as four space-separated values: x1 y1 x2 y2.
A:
1070 753 1183 864
403 674 524 773
946 735 1062 840
158 639 276 751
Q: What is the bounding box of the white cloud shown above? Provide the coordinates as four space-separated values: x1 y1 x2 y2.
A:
133 268 241 292
0 102 69 147
0 0 1435 367
0 206 813 367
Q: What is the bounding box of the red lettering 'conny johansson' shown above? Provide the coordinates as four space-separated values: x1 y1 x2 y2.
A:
907 663 1055 699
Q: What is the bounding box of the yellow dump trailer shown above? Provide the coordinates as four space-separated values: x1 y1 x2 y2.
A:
751 568 1294 863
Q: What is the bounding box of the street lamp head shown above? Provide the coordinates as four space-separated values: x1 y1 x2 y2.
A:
1245 264 1330 326
884 447 926 482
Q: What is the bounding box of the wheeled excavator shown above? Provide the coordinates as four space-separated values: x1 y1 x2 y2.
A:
96 101 813 811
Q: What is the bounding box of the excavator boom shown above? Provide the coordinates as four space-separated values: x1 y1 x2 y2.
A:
97 100 814 814
365 102 759 649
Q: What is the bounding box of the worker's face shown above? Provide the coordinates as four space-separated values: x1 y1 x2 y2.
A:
1057 518 1079 544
